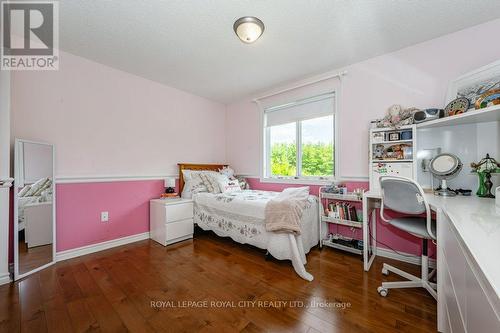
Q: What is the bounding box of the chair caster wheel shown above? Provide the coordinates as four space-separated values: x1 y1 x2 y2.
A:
382 268 389 276
377 286 388 297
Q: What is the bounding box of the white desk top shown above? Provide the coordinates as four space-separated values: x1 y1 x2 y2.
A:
364 191 500 296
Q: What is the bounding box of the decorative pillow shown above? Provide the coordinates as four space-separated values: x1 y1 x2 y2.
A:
199 173 221 194
25 177 50 197
18 185 31 197
235 176 250 190
33 179 52 196
182 170 207 192
181 170 220 198
216 176 241 193
181 179 194 199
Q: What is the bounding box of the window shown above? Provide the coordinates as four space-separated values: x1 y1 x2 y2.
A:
263 93 335 181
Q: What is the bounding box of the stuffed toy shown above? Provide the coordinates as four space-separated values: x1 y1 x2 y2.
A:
219 166 236 180
377 104 418 128
235 175 251 190
219 167 250 189
373 144 385 159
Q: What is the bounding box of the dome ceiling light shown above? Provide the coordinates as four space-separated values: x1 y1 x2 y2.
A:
233 16 265 44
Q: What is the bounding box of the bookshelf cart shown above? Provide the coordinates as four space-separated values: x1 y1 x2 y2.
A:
318 189 364 255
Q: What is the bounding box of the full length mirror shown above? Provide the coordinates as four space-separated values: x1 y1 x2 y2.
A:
14 139 55 279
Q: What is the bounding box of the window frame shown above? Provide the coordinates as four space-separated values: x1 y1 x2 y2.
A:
260 91 339 185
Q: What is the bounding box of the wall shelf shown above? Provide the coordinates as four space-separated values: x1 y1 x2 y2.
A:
372 159 413 163
417 104 500 129
372 139 413 145
322 216 363 228
320 193 362 201
322 239 363 255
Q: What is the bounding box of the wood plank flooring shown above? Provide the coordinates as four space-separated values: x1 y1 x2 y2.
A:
18 240 53 275
0 231 437 332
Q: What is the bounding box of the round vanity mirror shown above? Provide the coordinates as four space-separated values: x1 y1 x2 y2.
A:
429 153 462 196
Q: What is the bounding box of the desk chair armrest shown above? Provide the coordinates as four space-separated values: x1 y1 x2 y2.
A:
379 195 391 223
424 201 435 240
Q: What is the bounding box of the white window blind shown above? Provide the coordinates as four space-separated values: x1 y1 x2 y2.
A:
258 75 341 182
264 92 335 127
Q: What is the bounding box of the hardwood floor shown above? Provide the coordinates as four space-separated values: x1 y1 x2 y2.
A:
18 240 53 275
0 231 437 332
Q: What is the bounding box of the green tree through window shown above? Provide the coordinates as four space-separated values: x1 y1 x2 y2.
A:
270 143 334 177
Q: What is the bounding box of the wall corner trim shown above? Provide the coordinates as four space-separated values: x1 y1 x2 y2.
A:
56 232 150 262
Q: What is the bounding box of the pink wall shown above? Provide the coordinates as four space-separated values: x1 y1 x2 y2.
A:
226 18 500 179
56 180 164 252
247 178 435 257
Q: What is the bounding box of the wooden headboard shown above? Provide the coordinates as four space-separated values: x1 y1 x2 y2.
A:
178 163 228 194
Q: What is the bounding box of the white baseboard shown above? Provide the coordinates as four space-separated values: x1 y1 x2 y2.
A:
0 273 11 286
56 232 150 262
376 246 436 269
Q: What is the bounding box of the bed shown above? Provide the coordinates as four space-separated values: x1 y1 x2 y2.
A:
178 163 319 281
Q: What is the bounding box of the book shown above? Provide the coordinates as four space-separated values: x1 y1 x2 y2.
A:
160 192 180 199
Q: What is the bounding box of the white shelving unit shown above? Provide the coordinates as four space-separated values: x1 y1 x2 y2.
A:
369 125 418 192
318 187 364 256
416 104 500 129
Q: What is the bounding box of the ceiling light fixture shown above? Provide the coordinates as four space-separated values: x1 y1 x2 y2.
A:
233 16 265 44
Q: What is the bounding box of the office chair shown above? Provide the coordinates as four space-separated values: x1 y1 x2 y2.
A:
377 176 437 300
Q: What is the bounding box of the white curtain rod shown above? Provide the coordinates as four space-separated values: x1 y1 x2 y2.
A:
252 70 347 102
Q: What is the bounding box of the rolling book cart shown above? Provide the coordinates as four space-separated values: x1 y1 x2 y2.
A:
318 188 364 255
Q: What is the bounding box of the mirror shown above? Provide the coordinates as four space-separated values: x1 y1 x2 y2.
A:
14 139 55 279
429 153 462 197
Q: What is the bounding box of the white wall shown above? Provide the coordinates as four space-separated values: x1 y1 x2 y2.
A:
416 123 500 191
11 50 227 179
226 19 500 179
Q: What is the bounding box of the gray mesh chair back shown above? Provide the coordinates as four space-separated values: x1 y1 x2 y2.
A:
376 176 437 300
380 177 426 215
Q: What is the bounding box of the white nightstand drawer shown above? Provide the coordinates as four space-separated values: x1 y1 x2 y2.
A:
150 198 194 246
166 202 193 223
166 219 194 243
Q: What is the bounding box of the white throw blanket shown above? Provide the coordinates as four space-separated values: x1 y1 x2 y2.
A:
265 187 310 235
264 187 314 281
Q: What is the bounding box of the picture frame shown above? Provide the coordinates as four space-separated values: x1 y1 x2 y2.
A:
446 60 500 109
372 132 384 143
388 132 400 141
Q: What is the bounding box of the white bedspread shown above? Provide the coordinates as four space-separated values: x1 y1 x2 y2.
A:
193 190 319 280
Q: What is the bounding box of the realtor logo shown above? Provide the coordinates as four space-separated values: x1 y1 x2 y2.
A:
1 0 59 70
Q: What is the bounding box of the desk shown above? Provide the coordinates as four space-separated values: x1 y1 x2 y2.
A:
363 191 500 332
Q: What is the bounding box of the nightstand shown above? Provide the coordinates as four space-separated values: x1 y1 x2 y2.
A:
149 198 194 246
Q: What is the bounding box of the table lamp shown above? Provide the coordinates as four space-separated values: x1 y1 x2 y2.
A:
164 177 176 194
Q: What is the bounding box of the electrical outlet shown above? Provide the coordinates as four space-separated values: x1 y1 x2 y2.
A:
101 211 109 222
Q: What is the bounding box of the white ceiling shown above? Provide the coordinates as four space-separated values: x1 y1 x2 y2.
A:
59 1 500 103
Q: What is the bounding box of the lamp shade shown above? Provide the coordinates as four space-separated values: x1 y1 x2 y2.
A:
164 177 175 188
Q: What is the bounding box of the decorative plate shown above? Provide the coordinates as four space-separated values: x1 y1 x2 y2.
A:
444 97 470 116
475 89 500 109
